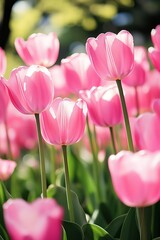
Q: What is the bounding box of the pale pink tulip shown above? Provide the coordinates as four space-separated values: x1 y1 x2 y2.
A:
61 53 102 95
134 111 160 151
49 64 70 97
0 159 16 181
108 150 160 207
40 97 87 145
15 32 59 67
122 46 148 87
80 84 122 127
3 198 63 240
3 65 54 114
0 78 9 123
0 47 7 75
86 30 134 81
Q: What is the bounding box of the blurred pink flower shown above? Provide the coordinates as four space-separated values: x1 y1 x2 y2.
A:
49 64 70 97
3 65 54 114
61 53 102 95
151 25 160 50
0 47 7 75
0 159 16 181
86 30 134 81
80 84 122 127
40 97 87 145
3 198 63 240
108 150 160 207
15 32 59 67
0 78 9 123
134 111 160 151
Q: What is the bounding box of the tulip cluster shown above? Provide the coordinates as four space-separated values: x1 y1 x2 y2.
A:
0 25 160 240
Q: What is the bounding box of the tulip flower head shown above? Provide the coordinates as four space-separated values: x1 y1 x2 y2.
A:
108 150 160 207
0 47 7 75
80 84 122 127
3 65 54 114
0 159 16 181
40 97 87 146
61 53 102 95
86 30 134 81
3 198 63 240
15 32 60 67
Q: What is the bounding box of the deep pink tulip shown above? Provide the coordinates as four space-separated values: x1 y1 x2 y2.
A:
108 150 160 207
3 65 54 114
86 30 134 81
49 64 70 97
0 47 7 75
80 84 122 127
148 47 160 72
3 198 63 240
0 159 16 181
134 111 160 151
61 53 102 95
15 32 59 67
0 78 9 123
40 97 87 145
151 25 160 50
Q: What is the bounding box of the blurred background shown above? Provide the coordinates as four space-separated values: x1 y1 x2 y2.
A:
1 0 160 77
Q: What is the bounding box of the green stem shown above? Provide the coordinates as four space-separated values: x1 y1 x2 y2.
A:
35 114 47 198
86 117 101 204
49 145 56 184
136 207 151 240
116 80 134 152
4 118 12 160
109 127 117 154
62 145 75 222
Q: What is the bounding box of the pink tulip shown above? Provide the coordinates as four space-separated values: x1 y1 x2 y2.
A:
148 47 160 72
108 150 160 207
0 78 9 123
151 25 160 50
40 97 87 145
49 64 70 97
134 111 160 151
80 84 122 127
0 159 16 181
15 32 60 67
122 46 148 87
61 53 102 95
3 198 63 240
86 30 134 81
0 47 7 75
3 65 54 114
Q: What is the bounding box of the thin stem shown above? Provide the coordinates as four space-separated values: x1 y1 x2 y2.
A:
116 80 134 152
86 117 102 204
62 145 74 222
136 207 151 240
48 145 56 184
135 87 140 116
35 114 47 198
4 118 12 160
109 127 117 154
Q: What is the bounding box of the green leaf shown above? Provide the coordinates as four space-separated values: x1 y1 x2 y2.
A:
47 185 87 226
82 223 114 240
0 224 9 240
152 202 160 238
62 226 68 240
63 220 84 240
106 214 126 238
90 203 112 228
120 208 139 240
152 238 160 240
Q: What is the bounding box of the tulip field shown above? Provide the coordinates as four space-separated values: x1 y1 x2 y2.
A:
0 26 160 240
